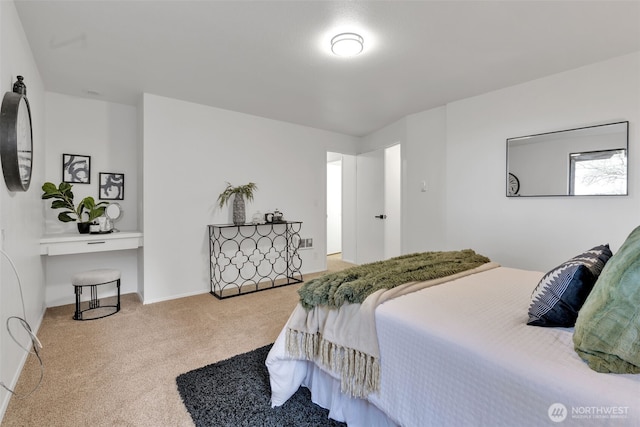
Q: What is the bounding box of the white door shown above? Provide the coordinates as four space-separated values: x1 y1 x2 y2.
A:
356 145 401 264
356 148 386 264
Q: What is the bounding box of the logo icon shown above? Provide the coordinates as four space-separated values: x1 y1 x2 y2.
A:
548 403 568 422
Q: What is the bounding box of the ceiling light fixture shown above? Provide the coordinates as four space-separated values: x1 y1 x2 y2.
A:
331 33 364 57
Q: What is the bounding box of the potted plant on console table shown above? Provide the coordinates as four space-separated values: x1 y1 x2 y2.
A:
41 182 108 234
217 182 257 225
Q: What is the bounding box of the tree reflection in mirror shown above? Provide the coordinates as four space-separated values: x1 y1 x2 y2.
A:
569 149 627 195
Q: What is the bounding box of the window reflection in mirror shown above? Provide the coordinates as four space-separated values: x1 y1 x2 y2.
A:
569 149 627 195
506 121 628 197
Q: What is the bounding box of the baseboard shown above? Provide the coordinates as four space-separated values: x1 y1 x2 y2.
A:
303 268 327 276
142 288 209 305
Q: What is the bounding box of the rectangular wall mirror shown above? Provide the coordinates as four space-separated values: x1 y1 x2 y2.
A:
506 121 628 197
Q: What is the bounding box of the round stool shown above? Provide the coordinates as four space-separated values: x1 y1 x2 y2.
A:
72 269 121 320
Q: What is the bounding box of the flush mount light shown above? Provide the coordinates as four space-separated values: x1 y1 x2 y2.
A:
331 33 364 57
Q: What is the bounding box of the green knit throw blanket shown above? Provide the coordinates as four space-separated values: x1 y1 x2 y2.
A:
299 249 490 310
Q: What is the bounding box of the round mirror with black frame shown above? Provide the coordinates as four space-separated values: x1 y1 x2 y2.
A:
0 78 33 192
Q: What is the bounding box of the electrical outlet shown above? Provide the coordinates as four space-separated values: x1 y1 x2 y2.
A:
298 237 313 250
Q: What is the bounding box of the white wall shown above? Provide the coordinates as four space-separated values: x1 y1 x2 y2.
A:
360 118 406 154
445 52 640 271
42 93 139 306
361 53 638 269
0 0 46 419
137 96 145 299
43 93 138 233
141 94 359 304
404 107 448 253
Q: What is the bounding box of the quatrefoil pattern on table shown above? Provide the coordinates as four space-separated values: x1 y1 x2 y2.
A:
208 222 303 298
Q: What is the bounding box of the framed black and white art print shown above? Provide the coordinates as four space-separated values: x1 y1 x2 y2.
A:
62 154 91 184
99 172 124 200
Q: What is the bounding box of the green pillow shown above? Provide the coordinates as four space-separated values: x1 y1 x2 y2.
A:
573 226 640 373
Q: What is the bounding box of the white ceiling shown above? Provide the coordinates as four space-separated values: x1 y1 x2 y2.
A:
14 0 640 137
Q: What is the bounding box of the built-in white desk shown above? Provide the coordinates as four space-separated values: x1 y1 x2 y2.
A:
40 231 143 256
41 231 144 307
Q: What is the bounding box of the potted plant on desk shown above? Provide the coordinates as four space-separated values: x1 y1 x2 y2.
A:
41 182 108 233
217 182 257 225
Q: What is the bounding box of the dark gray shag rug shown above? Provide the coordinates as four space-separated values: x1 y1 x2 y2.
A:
176 344 346 427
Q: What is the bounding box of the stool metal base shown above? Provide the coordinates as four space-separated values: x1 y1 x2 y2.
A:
73 279 121 321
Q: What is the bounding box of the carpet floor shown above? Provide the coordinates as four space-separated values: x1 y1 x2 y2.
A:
1 254 354 426
176 344 345 427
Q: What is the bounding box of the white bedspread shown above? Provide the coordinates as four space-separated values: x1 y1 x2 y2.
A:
267 267 640 426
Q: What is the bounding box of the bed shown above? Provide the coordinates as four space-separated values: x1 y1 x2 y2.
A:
266 244 640 426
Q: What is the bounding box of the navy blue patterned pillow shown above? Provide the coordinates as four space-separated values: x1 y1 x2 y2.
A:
527 244 612 327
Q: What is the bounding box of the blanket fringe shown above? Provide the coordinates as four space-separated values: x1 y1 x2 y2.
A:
286 328 380 398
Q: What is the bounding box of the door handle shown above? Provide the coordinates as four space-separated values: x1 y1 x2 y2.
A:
374 214 387 219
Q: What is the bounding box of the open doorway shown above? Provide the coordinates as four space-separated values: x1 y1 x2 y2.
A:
327 155 342 256
327 145 400 267
326 152 357 265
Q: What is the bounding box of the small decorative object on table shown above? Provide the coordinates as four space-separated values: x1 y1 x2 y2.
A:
41 182 108 233
216 182 257 225
104 203 123 232
273 209 284 223
251 211 264 225
265 209 284 223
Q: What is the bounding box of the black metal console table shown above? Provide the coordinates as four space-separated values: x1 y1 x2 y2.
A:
208 221 303 299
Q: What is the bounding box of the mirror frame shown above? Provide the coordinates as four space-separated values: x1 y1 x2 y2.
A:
506 121 629 197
